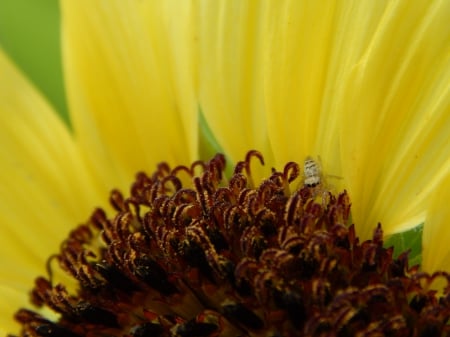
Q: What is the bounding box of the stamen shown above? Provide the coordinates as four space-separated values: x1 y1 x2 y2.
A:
10 151 450 337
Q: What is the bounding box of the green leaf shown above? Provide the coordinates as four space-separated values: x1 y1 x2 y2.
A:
198 107 233 177
0 0 69 126
383 223 423 267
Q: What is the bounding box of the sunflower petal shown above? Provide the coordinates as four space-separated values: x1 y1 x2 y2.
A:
265 1 338 170
0 284 59 334
0 49 104 330
61 0 198 190
263 1 403 182
197 0 275 169
422 171 450 272
0 286 28 333
338 0 450 239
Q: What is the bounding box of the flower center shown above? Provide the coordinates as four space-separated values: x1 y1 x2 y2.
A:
12 151 450 336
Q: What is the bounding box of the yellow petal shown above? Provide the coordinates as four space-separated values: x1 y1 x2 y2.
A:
337 0 450 239
61 0 198 192
197 0 275 169
0 49 103 331
264 1 399 184
264 1 348 172
422 171 450 272
0 286 29 334
0 284 59 334
262 0 450 239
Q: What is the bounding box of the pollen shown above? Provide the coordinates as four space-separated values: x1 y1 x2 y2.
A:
11 151 450 337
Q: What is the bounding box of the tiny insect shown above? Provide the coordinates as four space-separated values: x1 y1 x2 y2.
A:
303 156 322 187
302 156 340 204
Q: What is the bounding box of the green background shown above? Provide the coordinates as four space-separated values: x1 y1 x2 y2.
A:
0 0 69 125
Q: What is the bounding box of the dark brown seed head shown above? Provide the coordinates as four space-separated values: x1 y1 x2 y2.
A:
11 151 450 337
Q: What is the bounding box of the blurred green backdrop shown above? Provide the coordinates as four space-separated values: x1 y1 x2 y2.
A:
0 0 69 125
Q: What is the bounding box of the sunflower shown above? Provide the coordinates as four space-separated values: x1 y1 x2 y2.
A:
1 1 449 336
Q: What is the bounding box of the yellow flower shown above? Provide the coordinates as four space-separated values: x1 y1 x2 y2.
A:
1 0 449 335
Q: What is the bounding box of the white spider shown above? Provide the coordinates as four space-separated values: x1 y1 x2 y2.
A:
303 156 341 204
